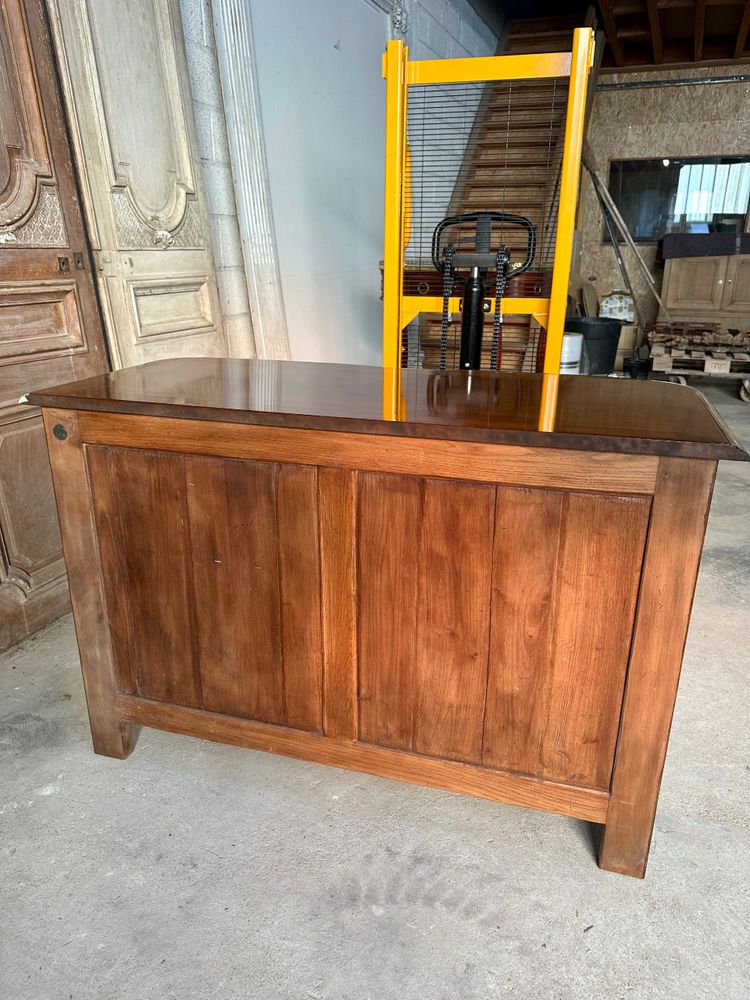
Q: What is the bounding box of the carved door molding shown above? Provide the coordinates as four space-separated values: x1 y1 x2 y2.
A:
46 0 227 368
0 0 109 650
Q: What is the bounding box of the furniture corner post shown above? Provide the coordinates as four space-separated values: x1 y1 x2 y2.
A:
599 457 717 877
42 409 132 759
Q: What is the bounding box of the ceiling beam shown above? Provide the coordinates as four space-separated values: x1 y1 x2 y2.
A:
695 0 707 61
599 0 626 66
736 1 750 59
647 0 663 62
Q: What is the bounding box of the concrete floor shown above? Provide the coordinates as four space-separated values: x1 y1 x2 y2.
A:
1 383 748 1000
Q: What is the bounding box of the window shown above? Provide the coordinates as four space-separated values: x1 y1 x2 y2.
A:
605 157 750 243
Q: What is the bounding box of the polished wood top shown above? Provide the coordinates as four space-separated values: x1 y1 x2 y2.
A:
27 357 748 461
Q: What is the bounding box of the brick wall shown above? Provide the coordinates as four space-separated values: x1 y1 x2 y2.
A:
179 0 255 357
407 0 498 60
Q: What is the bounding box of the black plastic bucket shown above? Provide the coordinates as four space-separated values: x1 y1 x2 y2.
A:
564 316 623 375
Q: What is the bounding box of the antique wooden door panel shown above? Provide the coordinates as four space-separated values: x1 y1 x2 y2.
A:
47 0 226 368
0 0 108 650
482 488 651 790
88 447 323 731
358 473 496 765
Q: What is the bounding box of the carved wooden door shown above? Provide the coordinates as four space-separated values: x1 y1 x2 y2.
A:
46 0 226 368
0 0 109 649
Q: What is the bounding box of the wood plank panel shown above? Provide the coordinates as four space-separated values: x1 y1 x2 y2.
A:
186 458 284 725
276 464 323 731
600 458 716 877
88 446 201 707
483 488 651 791
482 487 564 774
319 468 357 740
414 479 496 764
116 693 609 824
74 411 660 494
357 473 421 751
540 492 650 789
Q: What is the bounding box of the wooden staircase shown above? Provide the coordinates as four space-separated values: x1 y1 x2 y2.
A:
415 11 600 372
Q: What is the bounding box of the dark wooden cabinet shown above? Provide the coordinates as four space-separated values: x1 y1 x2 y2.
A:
29 359 748 877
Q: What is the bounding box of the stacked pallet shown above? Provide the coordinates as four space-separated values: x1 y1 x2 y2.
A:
648 323 750 377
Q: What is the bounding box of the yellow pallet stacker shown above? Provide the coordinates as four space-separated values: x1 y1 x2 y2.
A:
381 27 595 430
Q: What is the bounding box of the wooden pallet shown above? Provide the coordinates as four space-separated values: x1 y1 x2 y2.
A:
651 345 750 377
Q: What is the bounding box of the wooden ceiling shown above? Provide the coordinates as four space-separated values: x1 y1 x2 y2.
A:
598 0 750 68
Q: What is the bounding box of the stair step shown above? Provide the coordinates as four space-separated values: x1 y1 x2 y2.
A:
508 16 581 35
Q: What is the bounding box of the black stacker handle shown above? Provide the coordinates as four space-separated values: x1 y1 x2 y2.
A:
431 211 536 371
431 211 536 276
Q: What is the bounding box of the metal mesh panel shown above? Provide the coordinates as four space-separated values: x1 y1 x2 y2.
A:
401 76 568 372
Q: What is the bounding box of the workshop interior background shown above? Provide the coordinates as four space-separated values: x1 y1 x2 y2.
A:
1 2 750 998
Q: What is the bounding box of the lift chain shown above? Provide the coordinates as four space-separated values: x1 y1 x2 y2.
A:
490 247 509 372
439 245 455 371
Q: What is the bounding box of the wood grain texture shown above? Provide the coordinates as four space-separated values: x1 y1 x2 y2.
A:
88 446 202 708
483 489 651 789
186 458 284 723
0 0 108 650
73 411 659 494
28 358 749 462
357 473 420 751
115 694 609 824
319 468 357 740
276 464 323 731
357 474 496 764
482 487 563 775
91 450 324 730
39 400 725 878
600 458 717 878
414 479 496 764
41 411 131 757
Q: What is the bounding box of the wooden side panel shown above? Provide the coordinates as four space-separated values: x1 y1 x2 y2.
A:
319 468 357 740
483 488 651 790
600 458 717 878
539 493 650 788
358 475 495 764
276 465 323 731
481 487 563 774
357 473 421 751
90 449 323 730
87 446 201 707
186 458 284 724
414 480 496 764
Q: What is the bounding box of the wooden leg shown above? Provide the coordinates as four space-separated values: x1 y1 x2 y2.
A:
87 712 133 759
599 458 716 877
43 410 133 760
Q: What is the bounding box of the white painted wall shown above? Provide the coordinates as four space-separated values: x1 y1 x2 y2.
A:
247 0 389 364
179 0 256 357
206 0 499 365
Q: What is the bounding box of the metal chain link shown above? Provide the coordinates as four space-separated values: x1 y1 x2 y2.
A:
490 247 509 372
439 245 455 370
